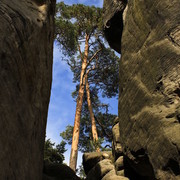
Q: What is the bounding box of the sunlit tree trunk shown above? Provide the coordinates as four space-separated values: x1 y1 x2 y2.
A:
69 34 89 171
85 75 100 152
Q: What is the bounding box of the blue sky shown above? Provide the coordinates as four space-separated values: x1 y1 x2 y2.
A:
46 0 118 167
56 0 103 6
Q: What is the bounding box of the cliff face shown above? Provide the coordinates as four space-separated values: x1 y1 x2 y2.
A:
104 0 180 179
0 0 55 179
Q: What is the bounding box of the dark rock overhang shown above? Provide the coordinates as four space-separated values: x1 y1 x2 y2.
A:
103 0 127 54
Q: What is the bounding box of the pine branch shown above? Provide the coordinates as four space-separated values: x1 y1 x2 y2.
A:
86 65 96 75
67 60 74 69
87 48 102 67
94 115 112 139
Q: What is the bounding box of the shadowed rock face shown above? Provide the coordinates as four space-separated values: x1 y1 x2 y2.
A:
0 0 55 179
104 0 180 179
43 162 81 180
103 0 127 53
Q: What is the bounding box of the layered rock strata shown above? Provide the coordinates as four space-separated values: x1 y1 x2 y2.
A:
104 0 180 179
0 0 55 179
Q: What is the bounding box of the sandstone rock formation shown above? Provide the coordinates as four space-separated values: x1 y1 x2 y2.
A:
104 0 180 179
112 117 123 161
43 162 81 180
83 151 113 175
0 0 55 179
83 151 129 180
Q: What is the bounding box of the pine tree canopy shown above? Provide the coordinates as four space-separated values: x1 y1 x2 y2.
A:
55 2 103 57
55 2 119 98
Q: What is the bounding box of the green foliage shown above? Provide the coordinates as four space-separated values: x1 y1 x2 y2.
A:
60 125 73 145
55 2 103 57
60 104 116 153
55 17 78 56
55 2 119 98
44 139 67 164
91 48 119 98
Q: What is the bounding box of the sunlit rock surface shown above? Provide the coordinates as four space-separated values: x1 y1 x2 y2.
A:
0 0 55 179
83 151 128 180
104 0 180 179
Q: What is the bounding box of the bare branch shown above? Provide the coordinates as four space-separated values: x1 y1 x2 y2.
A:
86 65 96 75
67 60 74 69
104 144 112 149
87 48 102 66
78 43 83 61
83 50 100 82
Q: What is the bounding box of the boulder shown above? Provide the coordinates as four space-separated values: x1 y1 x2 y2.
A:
86 159 114 180
115 156 124 172
43 163 81 180
104 0 180 179
0 0 55 179
83 151 112 175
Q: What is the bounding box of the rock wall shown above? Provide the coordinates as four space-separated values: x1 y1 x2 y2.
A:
0 0 55 179
104 0 180 179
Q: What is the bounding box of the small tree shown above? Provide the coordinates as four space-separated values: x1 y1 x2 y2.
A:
44 139 67 164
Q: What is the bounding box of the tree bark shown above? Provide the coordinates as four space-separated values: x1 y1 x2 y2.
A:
69 34 89 171
85 75 100 152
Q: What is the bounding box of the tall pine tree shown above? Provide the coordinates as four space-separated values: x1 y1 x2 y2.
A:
55 2 119 171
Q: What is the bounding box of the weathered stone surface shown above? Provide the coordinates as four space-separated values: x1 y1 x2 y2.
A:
43 163 81 180
0 0 55 179
102 169 128 180
104 0 180 179
115 156 124 172
117 170 125 177
83 151 112 175
112 122 120 143
112 121 123 160
86 159 114 180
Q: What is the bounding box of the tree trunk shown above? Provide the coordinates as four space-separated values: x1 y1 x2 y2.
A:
69 34 89 171
85 75 100 152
